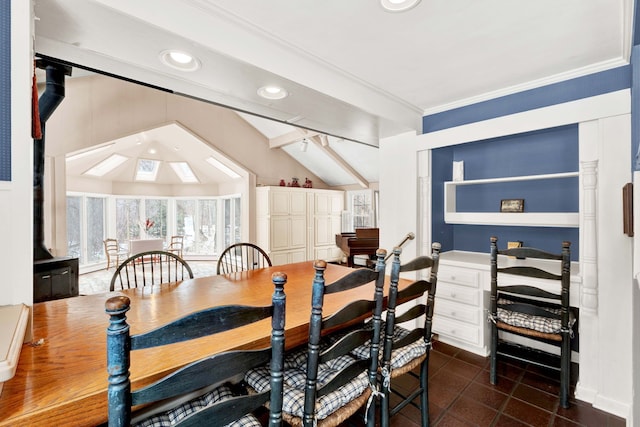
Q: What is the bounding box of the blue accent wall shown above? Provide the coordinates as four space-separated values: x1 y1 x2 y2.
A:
0 0 11 181
431 125 580 261
423 66 631 133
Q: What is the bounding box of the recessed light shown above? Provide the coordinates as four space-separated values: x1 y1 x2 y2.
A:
159 50 201 72
257 85 288 100
380 0 421 12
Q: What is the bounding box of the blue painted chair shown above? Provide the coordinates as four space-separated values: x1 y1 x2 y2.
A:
245 249 387 427
105 272 286 426
489 236 574 408
378 243 441 427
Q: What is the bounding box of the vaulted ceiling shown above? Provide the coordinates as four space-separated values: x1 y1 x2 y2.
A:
34 0 632 187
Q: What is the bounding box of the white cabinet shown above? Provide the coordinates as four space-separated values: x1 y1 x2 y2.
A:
256 187 343 266
433 250 581 356
444 172 579 227
433 262 488 356
308 190 344 262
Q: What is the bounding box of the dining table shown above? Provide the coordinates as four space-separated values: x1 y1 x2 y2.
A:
0 261 411 426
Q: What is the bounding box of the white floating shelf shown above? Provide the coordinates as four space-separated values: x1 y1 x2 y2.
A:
444 172 579 228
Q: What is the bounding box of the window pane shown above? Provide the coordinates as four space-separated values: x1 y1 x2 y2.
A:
224 199 231 248
67 196 82 262
176 200 196 254
116 198 141 241
234 197 241 243
197 200 216 255
145 199 167 239
86 197 105 263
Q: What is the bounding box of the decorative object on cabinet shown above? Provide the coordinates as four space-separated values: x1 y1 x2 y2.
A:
290 177 300 187
303 177 313 188
444 172 579 227
216 242 272 274
489 236 574 408
623 182 633 236
500 199 524 213
279 179 286 186
105 272 286 426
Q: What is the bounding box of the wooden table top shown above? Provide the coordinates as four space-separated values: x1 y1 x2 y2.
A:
0 261 401 427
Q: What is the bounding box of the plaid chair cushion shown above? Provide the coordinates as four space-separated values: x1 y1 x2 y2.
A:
245 354 370 421
497 298 576 334
133 385 262 427
346 323 427 369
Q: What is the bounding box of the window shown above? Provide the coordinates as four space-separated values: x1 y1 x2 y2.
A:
345 190 377 231
67 193 241 269
66 195 107 265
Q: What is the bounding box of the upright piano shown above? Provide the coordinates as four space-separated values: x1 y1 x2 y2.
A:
335 228 379 267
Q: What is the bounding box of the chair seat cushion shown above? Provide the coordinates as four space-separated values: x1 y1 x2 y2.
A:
347 323 427 369
245 353 369 421
133 384 262 427
497 298 576 334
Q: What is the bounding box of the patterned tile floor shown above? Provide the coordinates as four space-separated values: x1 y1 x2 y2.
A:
348 341 626 427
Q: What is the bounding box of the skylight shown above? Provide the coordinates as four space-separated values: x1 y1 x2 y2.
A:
84 154 128 177
169 162 199 183
136 159 161 181
205 157 241 179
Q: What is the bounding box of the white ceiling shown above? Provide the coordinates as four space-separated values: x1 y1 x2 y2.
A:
34 0 632 187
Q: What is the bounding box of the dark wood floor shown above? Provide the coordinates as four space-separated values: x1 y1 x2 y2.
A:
345 340 625 427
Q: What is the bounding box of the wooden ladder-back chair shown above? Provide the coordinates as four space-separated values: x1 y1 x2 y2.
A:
109 250 194 292
489 236 574 408
377 242 441 427
245 249 387 427
104 238 128 270
166 235 184 258
105 272 287 427
217 242 272 275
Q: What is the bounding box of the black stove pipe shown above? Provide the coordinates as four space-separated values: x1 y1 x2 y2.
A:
33 60 71 260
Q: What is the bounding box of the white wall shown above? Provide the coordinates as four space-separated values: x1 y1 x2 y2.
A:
379 90 634 421
2 0 34 322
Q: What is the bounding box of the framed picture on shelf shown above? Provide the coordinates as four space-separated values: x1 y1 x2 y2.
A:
500 199 524 213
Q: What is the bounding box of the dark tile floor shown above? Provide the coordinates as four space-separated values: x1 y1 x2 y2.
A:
349 340 625 427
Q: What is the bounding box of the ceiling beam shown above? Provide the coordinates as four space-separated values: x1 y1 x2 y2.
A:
310 135 369 189
269 129 320 149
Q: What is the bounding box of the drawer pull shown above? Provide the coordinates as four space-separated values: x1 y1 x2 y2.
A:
451 311 456 317
451 276 456 281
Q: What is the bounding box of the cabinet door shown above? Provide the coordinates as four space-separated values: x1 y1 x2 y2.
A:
34 273 52 303
289 192 307 215
270 217 291 251
51 267 72 299
270 191 291 216
314 216 333 246
290 216 306 248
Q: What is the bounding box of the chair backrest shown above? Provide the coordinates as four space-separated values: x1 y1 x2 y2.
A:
105 272 286 426
490 236 571 331
169 235 184 249
217 242 272 275
302 249 387 425
110 250 194 291
382 243 441 371
104 238 119 254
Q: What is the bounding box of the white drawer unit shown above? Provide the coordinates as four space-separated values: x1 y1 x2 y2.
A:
433 263 488 356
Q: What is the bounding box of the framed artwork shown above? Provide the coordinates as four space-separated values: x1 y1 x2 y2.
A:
500 199 524 213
